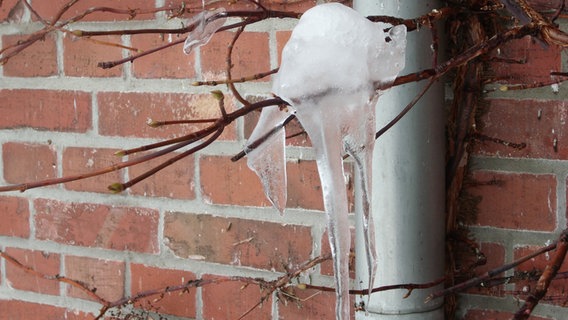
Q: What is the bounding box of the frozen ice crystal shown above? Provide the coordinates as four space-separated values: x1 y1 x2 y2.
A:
246 3 406 319
183 8 227 55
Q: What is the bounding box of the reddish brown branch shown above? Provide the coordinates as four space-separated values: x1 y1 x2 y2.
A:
427 239 558 302
513 229 568 319
0 250 108 305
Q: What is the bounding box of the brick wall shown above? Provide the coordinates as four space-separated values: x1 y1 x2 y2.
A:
2 1 568 320
456 29 568 319
0 1 348 319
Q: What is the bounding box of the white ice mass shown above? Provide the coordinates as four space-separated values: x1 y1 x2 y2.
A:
246 3 406 319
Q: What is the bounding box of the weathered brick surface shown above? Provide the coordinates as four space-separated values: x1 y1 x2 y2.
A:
65 256 125 301
199 155 270 208
35 199 159 253
97 91 236 140
465 242 506 297
131 33 196 79
278 288 355 320
5 248 60 295
463 309 551 320
0 89 92 132
201 275 272 320
0 0 22 22
2 142 57 184
32 0 155 22
490 35 561 84
3 0 565 318
474 99 568 159
465 171 556 231
2 33 58 77
63 35 123 77
200 155 350 210
276 31 292 66
164 212 312 271
0 196 29 238
128 151 196 199
62 147 122 193
200 31 270 81
130 264 197 318
0 300 95 319
164 0 317 13
514 245 568 306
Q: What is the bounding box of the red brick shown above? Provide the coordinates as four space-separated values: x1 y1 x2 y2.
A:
201 275 272 319
35 199 159 253
2 33 58 77
0 300 95 320
0 89 92 132
320 228 355 278
286 160 325 211
165 0 316 13
32 0 155 22
131 33 196 79
5 248 60 295
490 35 561 84
464 309 551 320
278 288 355 320
3 142 57 184
474 99 568 159
514 245 568 306
164 212 312 271
466 171 556 231
128 151 195 199
130 264 196 318
0 196 29 237
63 35 122 77
97 92 236 140
0 0 23 22
200 31 270 82
65 256 125 302
62 147 122 193
200 155 352 211
199 155 269 208
465 242 506 297
276 31 292 66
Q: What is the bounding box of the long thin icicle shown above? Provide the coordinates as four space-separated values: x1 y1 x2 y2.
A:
246 3 407 319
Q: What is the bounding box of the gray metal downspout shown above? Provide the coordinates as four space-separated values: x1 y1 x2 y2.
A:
353 1 445 319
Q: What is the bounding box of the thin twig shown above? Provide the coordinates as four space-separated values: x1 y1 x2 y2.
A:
0 250 108 305
427 240 558 302
513 229 568 319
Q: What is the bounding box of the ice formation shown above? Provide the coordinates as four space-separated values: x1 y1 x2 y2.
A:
245 3 407 319
183 8 227 55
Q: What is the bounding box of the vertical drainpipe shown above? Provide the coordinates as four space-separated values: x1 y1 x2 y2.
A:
353 1 445 319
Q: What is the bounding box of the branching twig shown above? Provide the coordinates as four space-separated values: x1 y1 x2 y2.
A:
513 229 568 319
0 249 108 305
427 238 559 302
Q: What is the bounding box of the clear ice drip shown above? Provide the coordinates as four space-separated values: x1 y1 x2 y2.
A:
183 8 227 55
246 3 406 320
246 105 292 213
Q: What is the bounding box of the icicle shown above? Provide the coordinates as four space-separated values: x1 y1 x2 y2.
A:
183 8 227 55
246 3 407 319
245 106 293 213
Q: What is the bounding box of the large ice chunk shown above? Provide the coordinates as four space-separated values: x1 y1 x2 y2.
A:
246 3 406 320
